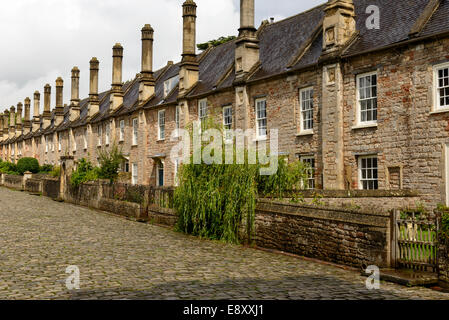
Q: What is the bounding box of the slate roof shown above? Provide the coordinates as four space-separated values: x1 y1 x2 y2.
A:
250 4 325 81
419 0 449 37
3 0 449 143
343 0 431 56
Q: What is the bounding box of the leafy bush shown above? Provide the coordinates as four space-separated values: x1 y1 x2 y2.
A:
16 157 40 175
39 164 54 173
0 161 19 175
50 166 61 178
70 159 99 187
197 36 236 51
174 120 309 244
97 144 124 182
437 204 449 240
257 157 309 198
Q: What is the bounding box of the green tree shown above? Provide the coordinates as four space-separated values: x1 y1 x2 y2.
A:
16 157 40 175
97 144 125 182
197 36 236 51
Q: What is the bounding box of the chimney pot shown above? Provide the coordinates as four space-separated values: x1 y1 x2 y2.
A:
43 84 52 124
55 77 64 110
24 97 31 127
33 91 41 130
112 43 124 91
89 58 100 102
139 24 156 103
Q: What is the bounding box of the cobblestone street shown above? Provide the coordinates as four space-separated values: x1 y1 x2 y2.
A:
0 187 448 300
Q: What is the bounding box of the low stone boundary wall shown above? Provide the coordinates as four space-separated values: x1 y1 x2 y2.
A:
148 205 177 226
98 198 140 219
267 190 420 213
25 178 43 194
3 174 24 190
255 199 393 268
42 178 60 199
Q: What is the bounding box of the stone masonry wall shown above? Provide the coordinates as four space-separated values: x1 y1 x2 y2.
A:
255 199 393 268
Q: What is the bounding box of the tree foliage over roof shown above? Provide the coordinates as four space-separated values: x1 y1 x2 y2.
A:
197 36 236 51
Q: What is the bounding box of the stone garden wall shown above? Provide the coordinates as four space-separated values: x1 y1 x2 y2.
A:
255 199 393 268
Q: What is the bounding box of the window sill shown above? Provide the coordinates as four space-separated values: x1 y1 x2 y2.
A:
157 139 165 142
296 130 314 137
430 108 449 115
351 123 378 130
253 137 267 142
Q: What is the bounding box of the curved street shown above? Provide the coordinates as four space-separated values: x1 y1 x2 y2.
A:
0 186 448 300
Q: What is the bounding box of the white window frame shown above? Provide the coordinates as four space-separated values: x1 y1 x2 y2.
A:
58 133 61 152
119 119 125 142
198 98 208 130
132 118 138 146
299 87 314 133
105 122 110 146
356 71 378 126
45 136 48 153
434 62 449 111
255 98 267 139
131 163 138 185
223 105 233 142
158 110 166 141
358 155 379 190
97 125 102 146
300 156 315 190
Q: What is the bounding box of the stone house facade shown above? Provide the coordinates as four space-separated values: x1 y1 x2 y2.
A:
1 0 449 208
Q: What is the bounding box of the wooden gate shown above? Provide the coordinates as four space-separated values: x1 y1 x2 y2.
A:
393 210 439 272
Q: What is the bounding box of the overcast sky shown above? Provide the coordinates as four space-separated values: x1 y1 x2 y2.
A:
0 0 324 113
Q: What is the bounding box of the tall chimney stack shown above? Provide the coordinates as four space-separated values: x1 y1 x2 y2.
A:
139 25 155 103
43 84 52 128
178 0 199 97
9 106 15 139
24 97 31 131
88 57 100 117
111 43 124 110
70 67 81 121
33 91 41 132
16 103 23 137
235 0 259 82
55 77 64 126
3 110 9 141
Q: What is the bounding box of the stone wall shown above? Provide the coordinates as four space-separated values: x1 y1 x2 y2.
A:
42 178 60 199
255 199 393 268
296 189 420 213
25 178 42 194
2 174 24 190
439 239 449 284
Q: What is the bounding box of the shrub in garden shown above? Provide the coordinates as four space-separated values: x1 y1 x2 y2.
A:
0 161 19 175
39 164 54 173
16 157 40 175
174 120 310 244
70 158 99 187
97 144 125 182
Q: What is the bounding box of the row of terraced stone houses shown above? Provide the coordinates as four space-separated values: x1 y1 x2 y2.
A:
1 0 449 207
